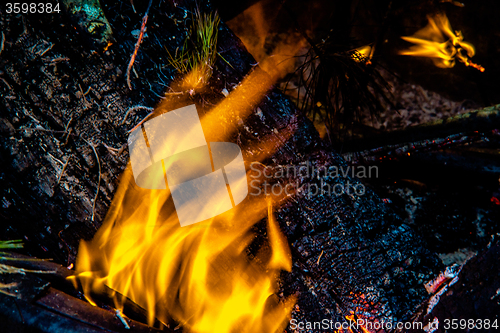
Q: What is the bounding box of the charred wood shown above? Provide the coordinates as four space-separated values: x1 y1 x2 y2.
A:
0 0 444 330
405 237 500 333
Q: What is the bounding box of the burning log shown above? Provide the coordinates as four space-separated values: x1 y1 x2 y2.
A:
0 0 455 331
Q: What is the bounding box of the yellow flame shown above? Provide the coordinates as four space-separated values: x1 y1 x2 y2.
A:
226 2 307 79
70 68 297 332
266 199 292 272
351 45 373 64
399 13 484 72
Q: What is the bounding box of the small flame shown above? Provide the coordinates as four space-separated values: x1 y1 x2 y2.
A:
104 42 113 52
70 68 297 332
226 2 307 79
399 13 484 72
351 45 373 64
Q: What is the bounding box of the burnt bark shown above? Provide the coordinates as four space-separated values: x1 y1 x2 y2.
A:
1 0 442 331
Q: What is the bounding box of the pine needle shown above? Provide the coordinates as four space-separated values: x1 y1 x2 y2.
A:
0 264 56 275
0 282 18 297
0 240 23 250
166 8 220 91
0 241 55 275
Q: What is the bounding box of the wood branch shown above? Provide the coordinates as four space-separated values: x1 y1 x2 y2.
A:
344 106 500 152
343 129 500 175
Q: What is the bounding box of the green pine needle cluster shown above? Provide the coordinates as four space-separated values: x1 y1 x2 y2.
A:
167 9 220 90
0 238 55 297
0 240 22 250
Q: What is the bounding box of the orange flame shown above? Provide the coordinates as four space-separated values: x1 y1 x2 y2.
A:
70 68 297 332
399 13 484 72
226 2 307 79
103 41 113 52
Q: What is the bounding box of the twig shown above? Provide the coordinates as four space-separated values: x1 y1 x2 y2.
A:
63 128 73 146
16 128 72 135
132 66 139 79
38 43 54 56
48 57 70 63
0 77 12 90
30 42 40 53
164 90 186 96
343 105 500 152
83 139 101 222
57 156 71 184
120 105 154 125
316 250 324 265
127 110 155 133
126 0 154 90
63 116 73 143
78 84 90 107
83 86 92 96
64 116 73 133
115 309 131 329
103 143 119 155
47 153 64 166
23 109 41 123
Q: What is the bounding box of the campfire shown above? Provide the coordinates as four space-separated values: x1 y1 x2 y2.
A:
0 0 499 332
70 80 297 330
71 167 295 331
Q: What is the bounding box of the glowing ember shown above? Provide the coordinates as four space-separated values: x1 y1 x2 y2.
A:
70 68 297 331
399 13 484 72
